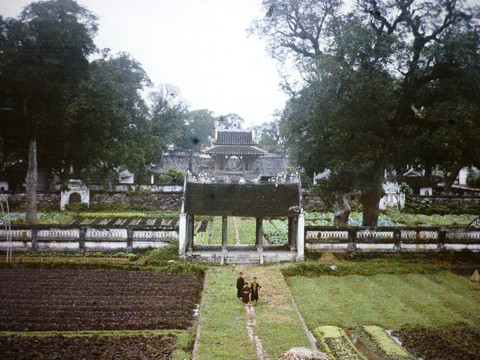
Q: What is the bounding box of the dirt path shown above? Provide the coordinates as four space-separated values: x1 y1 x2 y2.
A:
236 265 313 357
193 265 312 360
245 304 270 360
233 217 241 244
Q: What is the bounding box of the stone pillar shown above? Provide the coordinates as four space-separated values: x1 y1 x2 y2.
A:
256 217 263 251
126 228 133 253
79 226 86 252
187 214 194 253
288 217 295 250
178 212 187 256
296 213 305 261
222 216 228 251
31 227 38 251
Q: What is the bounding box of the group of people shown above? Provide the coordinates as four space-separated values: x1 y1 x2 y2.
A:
236 272 261 306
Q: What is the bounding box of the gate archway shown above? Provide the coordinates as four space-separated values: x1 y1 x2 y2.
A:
179 174 304 264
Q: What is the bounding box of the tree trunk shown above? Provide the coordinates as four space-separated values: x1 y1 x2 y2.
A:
360 187 384 226
443 167 461 192
333 194 351 226
26 138 38 224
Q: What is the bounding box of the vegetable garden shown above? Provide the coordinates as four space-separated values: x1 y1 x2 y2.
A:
0 268 203 359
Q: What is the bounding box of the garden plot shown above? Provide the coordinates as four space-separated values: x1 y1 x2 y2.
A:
312 326 365 360
0 334 175 360
393 327 480 360
287 273 480 330
0 268 203 331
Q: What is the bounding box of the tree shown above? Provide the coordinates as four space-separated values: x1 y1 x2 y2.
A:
183 109 216 150
150 84 189 150
254 118 286 154
0 0 98 222
65 52 153 187
216 113 245 130
251 0 477 225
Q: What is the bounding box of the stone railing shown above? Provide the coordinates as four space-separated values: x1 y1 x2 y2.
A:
305 226 480 253
0 224 178 253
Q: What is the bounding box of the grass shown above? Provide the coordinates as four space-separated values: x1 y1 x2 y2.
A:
287 271 480 330
194 267 258 360
2 243 207 276
195 217 257 245
384 211 478 227
249 265 311 358
194 265 311 360
282 258 447 277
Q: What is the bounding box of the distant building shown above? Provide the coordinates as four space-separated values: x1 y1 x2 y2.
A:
152 129 289 182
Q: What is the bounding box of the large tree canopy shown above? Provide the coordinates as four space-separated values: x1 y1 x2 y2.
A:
0 0 98 222
251 0 479 225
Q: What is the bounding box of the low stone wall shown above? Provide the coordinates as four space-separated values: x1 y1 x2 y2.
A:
0 225 178 253
305 226 480 252
5 192 183 212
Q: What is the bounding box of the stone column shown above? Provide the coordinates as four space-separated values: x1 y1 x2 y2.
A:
187 214 195 253
222 216 228 251
256 217 263 251
296 213 305 261
126 228 133 253
178 212 187 256
288 217 295 250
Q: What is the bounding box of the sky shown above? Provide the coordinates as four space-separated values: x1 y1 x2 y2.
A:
2 0 480 128
0 0 287 128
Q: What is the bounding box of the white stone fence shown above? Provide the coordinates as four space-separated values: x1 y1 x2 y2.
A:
305 226 480 252
0 225 178 253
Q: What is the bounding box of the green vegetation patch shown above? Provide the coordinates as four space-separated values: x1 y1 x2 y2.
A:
312 326 366 360
282 259 445 277
194 268 257 360
357 326 414 360
288 272 480 330
251 266 311 357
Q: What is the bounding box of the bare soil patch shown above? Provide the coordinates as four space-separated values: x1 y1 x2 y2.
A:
0 268 203 331
0 334 175 359
393 327 480 360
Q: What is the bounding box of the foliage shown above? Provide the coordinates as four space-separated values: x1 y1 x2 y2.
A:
313 326 366 360
403 200 480 216
360 326 415 359
281 259 445 278
254 119 286 154
467 170 480 188
251 0 479 226
263 218 288 245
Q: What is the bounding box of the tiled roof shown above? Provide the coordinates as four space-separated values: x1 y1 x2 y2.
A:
204 145 266 156
216 131 254 145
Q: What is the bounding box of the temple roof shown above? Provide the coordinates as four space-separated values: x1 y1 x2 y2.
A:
204 145 266 156
204 129 266 156
216 130 255 145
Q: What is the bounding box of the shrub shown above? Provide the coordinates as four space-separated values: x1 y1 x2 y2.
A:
467 171 480 188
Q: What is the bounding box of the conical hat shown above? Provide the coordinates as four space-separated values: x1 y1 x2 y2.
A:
470 270 480 282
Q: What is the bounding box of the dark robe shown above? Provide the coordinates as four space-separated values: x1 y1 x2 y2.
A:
250 282 261 302
236 276 245 298
241 284 251 304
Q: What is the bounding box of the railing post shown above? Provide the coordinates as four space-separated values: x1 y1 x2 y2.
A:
394 228 401 252
256 217 263 252
79 226 86 251
297 213 305 261
127 227 133 253
348 229 357 252
31 227 38 251
222 216 228 252
438 229 446 251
